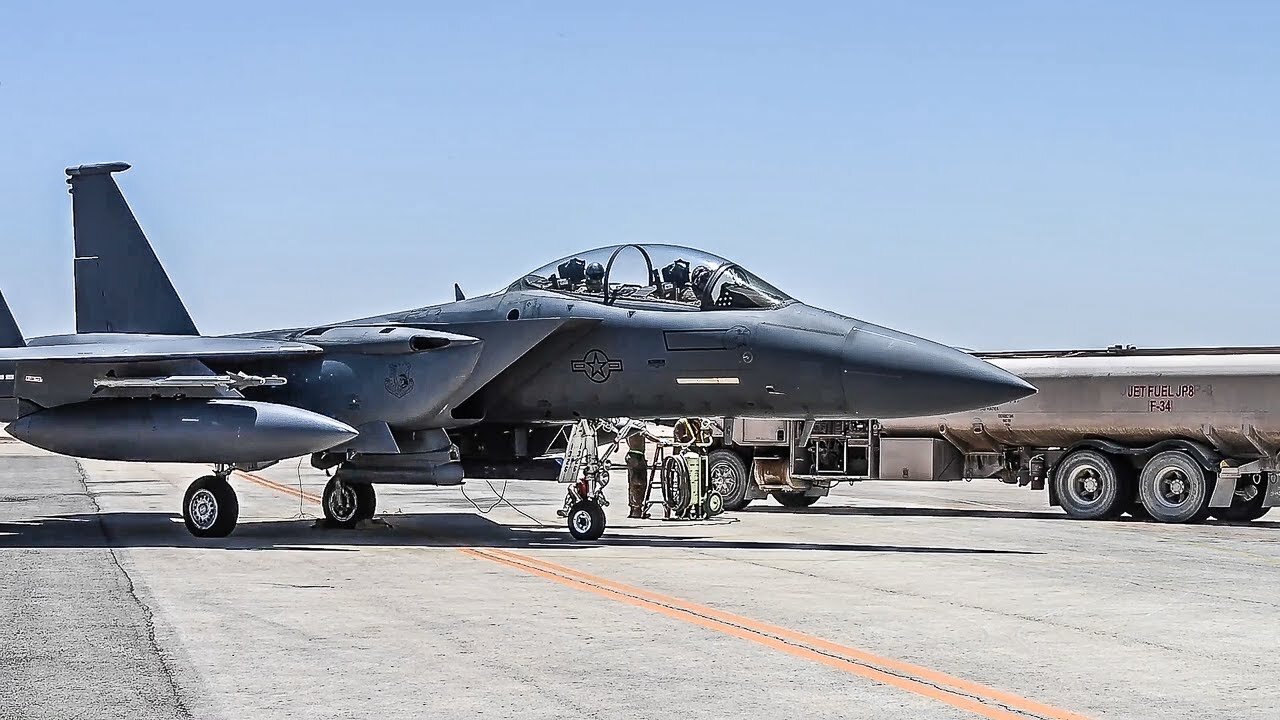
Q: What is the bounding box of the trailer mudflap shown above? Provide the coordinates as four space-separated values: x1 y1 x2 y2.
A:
1208 467 1240 509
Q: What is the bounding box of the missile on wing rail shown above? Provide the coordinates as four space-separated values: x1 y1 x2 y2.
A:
8 399 358 463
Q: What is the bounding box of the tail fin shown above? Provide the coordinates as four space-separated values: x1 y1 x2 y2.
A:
65 163 198 335
0 290 23 348
0 290 21 420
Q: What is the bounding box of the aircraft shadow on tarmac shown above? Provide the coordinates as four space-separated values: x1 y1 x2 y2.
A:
741 504 1280 528
0 511 1042 555
742 504 1069 521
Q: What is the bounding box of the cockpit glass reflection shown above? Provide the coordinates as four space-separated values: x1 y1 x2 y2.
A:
515 244 792 310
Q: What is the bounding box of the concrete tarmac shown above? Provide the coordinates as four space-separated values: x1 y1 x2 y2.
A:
1 435 1278 719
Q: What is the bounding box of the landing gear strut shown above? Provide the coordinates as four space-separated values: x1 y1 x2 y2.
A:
183 470 239 538
558 419 617 541
322 475 377 528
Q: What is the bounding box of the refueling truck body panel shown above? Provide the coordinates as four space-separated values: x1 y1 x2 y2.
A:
716 346 1280 521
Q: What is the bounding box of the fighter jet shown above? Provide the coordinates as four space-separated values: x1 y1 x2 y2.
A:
0 163 1034 540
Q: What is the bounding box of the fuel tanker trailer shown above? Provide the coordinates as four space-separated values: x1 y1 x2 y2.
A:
709 345 1280 524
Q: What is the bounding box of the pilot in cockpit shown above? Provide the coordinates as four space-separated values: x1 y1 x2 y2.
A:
583 262 605 294
689 264 712 303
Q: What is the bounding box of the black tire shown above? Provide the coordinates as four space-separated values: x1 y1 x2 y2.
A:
183 475 239 538
706 449 751 511
355 483 377 520
567 499 606 540
661 456 691 515
1139 451 1212 524
1210 479 1269 522
1051 450 1125 520
772 490 820 508
323 477 374 528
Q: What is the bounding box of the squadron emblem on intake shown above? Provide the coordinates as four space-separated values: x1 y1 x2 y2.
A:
384 362 416 398
571 349 623 383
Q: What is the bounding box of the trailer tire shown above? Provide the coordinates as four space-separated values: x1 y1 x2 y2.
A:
1052 450 1125 520
772 490 820 508
1138 451 1212 524
707 449 751 511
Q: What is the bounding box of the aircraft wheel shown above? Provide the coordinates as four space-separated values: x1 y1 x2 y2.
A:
355 483 377 520
1210 479 1268 522
323 477 374 528
567 499 606 541
707 449 751 511
1139 451 1211 524
771 490 819 508
183 475 239 538
1052 450 1125 520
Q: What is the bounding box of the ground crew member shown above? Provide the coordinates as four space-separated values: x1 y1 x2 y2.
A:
625 429 649 518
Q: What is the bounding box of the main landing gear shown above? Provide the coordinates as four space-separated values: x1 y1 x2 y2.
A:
321 475 377 528
182 469 239 538
180 465 381 538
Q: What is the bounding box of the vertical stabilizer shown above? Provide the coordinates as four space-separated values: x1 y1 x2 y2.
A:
0 290 22 348
0 290 21 421
66 163 198 335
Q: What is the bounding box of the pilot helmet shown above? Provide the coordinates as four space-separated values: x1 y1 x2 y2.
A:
690 264 712 293
585 262 605 285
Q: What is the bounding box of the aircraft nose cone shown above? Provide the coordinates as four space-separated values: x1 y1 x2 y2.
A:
841 325 1035 417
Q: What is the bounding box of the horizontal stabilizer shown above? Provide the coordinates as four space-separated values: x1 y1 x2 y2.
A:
1 335 322 364
67 162 199 335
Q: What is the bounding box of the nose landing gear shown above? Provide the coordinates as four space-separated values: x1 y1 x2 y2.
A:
558 419 618 541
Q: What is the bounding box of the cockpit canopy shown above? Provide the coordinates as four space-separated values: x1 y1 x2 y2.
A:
512 244 792 310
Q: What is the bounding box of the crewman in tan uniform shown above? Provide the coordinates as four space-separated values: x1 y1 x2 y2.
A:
625 429 649 518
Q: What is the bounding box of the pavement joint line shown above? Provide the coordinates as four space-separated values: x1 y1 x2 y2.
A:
75 461 194 720
236 471 1091 720
472 547 1093 720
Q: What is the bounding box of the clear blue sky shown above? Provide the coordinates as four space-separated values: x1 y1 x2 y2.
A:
2 2 1277 349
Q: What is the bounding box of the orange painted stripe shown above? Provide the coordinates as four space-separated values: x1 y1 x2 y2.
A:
470 548 1091 720
234 470 323 504
239 475 1089 719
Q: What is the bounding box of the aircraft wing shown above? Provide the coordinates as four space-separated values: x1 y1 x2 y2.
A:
0 336 322 363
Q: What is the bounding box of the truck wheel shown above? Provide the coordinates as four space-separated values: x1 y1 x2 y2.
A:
1052 450 1125 520
707 449 751 511
1210 479 1268 522
772 490 820 508
1138 451 1211 524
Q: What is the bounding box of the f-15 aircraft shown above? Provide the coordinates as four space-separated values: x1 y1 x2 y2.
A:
0 163 1034 540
